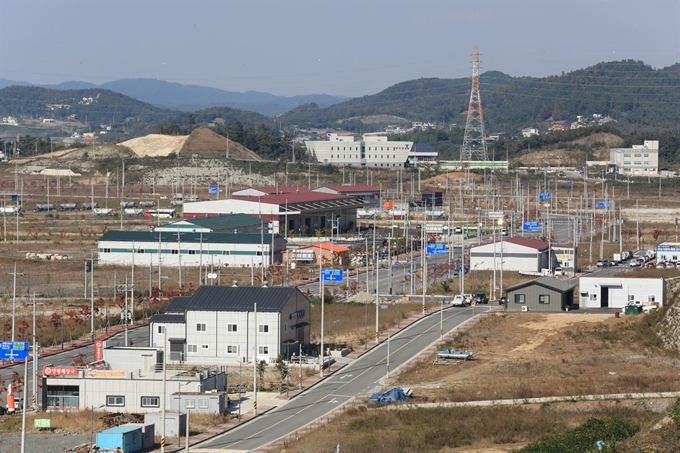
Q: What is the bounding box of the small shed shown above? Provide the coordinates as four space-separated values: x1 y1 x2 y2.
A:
505 276 575 312
421 188 443 207
96 425 143 453
144 411 186 438
171 391 229 414
123 423 155 450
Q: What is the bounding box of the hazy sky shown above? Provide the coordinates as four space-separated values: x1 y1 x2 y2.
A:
1 0 678 97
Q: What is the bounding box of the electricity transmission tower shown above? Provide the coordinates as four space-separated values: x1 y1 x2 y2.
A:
460 46 488 162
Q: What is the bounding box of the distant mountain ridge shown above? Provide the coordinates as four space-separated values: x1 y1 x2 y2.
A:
0 77 348 116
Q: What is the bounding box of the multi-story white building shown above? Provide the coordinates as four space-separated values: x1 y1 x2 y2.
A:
610 140 659 175
150 286 311 366
305 133 437 168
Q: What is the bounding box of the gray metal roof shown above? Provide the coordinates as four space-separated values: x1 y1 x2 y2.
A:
186 286 297 312
505 276 576 293
158 286 306 315
99 230 279 244
160 214 264 232
149 313 186 324
164 296 193 313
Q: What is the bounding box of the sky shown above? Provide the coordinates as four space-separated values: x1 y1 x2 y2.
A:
1 0 679 98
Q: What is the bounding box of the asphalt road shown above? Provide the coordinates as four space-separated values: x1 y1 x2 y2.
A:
194 304 485 452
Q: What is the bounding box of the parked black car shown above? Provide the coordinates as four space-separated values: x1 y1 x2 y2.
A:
473 292 489 304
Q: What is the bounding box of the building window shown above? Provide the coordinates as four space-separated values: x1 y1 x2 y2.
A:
199 399 210 409
202 344 209 349
539 295 550 304
107 395 125 407
185 399 195 409
136 249 144 254
227 345 238 354
188 250 196 255
222 251 230 255
171 250 178 255
514 294 525 304
259 324 269 333
227 324 237 332
259 346 269 354
157 326 165 334
257 251 263 256
284 323 287 332
141 396 160 408
103 248 111 253
196 323 206 332
187 345 197 353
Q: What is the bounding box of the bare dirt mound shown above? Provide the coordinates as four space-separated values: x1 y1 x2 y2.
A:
120 134 189 157
180 127 261 160
514 132 623 167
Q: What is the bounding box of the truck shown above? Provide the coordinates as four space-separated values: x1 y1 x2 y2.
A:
621 300 659 314
613 253 622 263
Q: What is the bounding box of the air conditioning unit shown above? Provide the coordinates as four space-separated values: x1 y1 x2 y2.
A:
521 306 529 312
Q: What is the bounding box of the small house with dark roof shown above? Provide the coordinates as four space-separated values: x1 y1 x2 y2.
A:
470 236 552 274
150 286 311 366
505 276 576 312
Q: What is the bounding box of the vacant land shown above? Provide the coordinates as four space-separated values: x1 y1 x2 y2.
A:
272 309 680 452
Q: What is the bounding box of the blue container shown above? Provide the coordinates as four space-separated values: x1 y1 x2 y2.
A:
96 425 143 453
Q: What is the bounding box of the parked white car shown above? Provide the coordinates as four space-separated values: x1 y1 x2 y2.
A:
629 259 640 267
452 295 467 307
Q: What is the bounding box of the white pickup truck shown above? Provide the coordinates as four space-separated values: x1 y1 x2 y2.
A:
622 301 659 314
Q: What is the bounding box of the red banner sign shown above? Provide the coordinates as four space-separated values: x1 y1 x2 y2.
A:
94 340 103 362
43 366 78 377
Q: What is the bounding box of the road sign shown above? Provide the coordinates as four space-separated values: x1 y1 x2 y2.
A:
0 341 29 360
380 305 389 310
488 211 504 219
427 243 447 255
322 268 343 282
596 201 611 208
539 192 551 200
523 221 541 231
209 186 218 194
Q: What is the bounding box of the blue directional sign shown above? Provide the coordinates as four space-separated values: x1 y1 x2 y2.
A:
523 221 541 231
565 181 572 187
427 243 447 255
596 201 611 208
539 192 551 200
208 186 218 195
0 341 30 360
466 182 474 187
322 268 344 282
11 194 18 202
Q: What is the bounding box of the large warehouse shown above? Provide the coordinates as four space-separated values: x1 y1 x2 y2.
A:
469 237 551 273
98 230 285 268
182 188 364 236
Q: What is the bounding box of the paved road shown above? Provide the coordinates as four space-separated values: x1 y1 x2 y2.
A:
194 305 485 452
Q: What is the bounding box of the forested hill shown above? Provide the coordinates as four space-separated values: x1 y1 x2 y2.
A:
278 60 680 133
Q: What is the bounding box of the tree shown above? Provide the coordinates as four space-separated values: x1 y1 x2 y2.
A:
257 360 267 390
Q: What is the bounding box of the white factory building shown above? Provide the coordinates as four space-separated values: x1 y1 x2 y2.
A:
578 276 665 309
97 230 285 268
150 286 311 366
609 140 659 175
469 237 552 274
42 347 228 416
305 133 437 168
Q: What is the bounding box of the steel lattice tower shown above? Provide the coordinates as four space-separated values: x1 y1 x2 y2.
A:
460 46 488 162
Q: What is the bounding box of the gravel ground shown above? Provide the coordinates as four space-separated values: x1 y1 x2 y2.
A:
0 430 89 453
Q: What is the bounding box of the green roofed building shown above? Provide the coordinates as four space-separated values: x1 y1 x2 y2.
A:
98 230 286 268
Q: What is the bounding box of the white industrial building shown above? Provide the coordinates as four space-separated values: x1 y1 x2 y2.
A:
97 230 285 268
305 133 437 168
578 276 665 309
656 242 680 263
469 237 551 273
150 286 311 366
609 140 659 175
42 347 228 414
